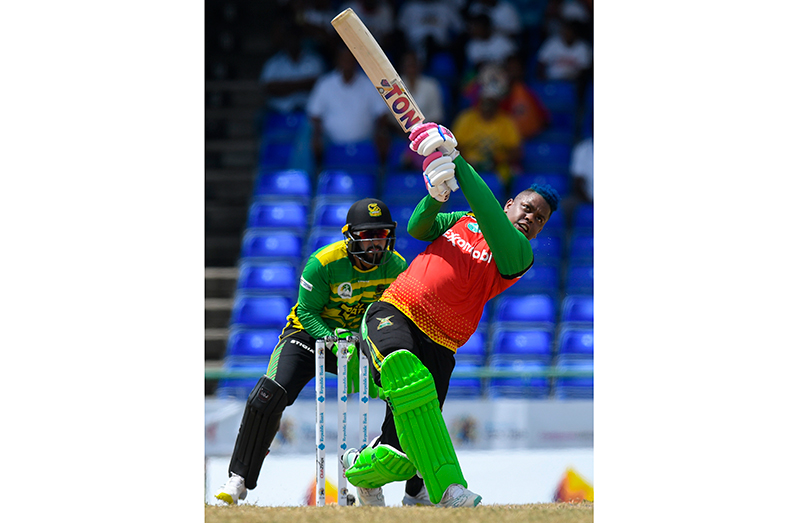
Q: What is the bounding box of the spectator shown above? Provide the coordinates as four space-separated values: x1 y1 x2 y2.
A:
397 0 466 64
390 51 448 171
464 14 517 71
340 0 396 44
259 22 326 114
535 17 592 82
306 45 392 168
401 51 446 125
293 0 340 65
466 0 522 39
559 134 593 225
450 68 522 184
500 54 550 140
570 135 593 205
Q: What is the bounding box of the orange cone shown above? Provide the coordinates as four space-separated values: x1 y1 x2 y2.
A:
554 467 594 502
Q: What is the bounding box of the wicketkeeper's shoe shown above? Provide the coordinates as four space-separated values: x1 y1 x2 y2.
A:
402 483 433 506
341 447 386 507
437 484 482 508
215 473 247 505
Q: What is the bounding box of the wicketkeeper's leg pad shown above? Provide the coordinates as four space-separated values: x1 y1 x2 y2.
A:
229 375 288 489
345 444 417 488
380 349 466 504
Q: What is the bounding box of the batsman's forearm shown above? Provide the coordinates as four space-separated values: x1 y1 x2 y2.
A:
453 156 533 275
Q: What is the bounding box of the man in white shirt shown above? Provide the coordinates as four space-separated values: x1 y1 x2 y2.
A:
259 24 326 114
536 18 592 81
306 45 391 167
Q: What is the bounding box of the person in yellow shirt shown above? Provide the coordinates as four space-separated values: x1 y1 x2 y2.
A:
450 76 522 184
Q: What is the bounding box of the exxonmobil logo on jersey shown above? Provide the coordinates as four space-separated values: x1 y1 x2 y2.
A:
443 229 493 264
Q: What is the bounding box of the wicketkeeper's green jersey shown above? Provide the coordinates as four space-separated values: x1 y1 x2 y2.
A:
282 240 408 339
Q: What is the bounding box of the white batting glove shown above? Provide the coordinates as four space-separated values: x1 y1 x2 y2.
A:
409 122 459 158
423 151 456 202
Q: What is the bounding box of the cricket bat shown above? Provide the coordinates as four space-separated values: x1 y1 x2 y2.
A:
331 8 458 191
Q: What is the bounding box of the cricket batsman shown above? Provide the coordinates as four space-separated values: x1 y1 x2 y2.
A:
341 122 561 508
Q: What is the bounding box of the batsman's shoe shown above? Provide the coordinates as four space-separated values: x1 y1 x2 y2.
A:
215 473 247 505
341 447 386 506
437 484 482 508
354 486 386 507
402 483 433 506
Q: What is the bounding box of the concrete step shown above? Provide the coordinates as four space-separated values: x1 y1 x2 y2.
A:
206 235 243 268
205 203 248 234
205 267 238 298
205 169 255 205
206 298 234 329
205 328 229 360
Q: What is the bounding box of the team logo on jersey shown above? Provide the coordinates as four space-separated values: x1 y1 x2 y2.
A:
377 315 394 330
467 221 481 234
368 203 382 217
337 282 353 299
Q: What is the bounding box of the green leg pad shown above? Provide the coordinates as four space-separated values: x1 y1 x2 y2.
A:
381 350 466 504
345 444 417 488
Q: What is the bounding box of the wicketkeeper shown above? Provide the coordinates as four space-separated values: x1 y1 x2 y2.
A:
215 198 408 505
341 123 561 508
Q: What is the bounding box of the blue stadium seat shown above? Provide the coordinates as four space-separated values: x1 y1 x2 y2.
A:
573 203 593 232
225 328 281 360
258 141 295 170
215 360 267 400
560 294 594 326
246 201 308 234
324 141 379 169
529 233 563 265
488 359 550 399
564 264 593 295
457 330 487 364
493 294 556 330
522 141 572 172
230 295 293 329
240 230 303 263
568 232 593 263
388 204 419 232
504 264 560 297
537 110 576 143
316 170 377 201
381 171 426 204
553 360 593 399
425 51 459 86
393 234 427 263
236 262 298 297
305 228 344 257
490 327 553 363
311 198 357 228
556 327 594 361
445 171 505 211
261 110 307 142
448 360 483 397
511 173 570 202
253 169 312 204
530 80 578 111
385 140 418 170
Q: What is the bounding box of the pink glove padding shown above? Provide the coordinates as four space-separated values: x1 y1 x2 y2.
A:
409 122 458 157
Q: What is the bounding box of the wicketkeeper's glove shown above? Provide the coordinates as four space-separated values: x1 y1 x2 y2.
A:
332 328 381 398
